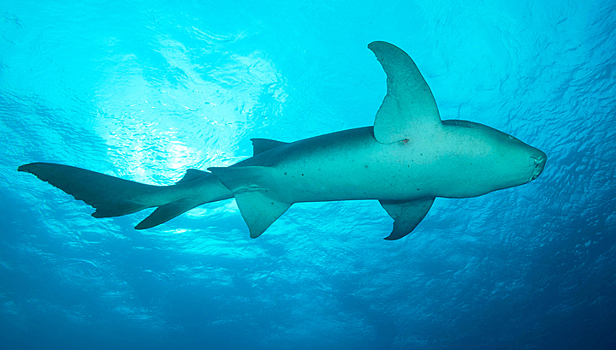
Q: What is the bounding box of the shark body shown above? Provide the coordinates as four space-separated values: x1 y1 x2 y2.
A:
19 41 546 239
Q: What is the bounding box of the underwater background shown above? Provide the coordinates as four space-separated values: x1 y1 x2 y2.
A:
1 0 615 349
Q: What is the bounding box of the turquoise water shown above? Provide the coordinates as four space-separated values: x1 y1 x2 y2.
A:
1 0 615 349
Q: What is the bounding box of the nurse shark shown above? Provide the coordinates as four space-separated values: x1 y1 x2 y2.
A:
18 41 546 240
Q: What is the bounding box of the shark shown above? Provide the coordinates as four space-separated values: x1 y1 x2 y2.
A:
18 41 546 240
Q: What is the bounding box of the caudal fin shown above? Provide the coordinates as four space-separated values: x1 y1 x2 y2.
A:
19 162 229 229
18 162 160 218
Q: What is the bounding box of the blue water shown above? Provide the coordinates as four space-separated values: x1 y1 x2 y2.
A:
1 0 615 349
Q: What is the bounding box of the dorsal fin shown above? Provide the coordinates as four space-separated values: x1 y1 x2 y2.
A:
251 138 288 156
368 41 442 144
176 169 209 184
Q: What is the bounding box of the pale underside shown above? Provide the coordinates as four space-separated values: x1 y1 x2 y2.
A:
17 41 545 240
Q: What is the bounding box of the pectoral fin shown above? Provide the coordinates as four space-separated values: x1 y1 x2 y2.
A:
379 197 435 240
368 41 441 144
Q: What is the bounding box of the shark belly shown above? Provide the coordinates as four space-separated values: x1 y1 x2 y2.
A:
18 41 546 240
243 127 440 203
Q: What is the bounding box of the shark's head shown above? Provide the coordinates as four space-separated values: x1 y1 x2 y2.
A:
442 120 547 196
488 126 546 186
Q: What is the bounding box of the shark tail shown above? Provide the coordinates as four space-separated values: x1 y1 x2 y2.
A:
18 162 219 229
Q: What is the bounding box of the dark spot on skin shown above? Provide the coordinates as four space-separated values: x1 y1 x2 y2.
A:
284 172 287 175
417 188 420 191
420 153 423 156
271 202 274 205
364 165 368 168
301 174 304 176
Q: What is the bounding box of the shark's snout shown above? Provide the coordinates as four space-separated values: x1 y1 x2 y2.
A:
530 151 547 181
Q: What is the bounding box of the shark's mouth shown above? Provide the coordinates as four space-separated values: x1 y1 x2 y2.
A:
529 155 546 181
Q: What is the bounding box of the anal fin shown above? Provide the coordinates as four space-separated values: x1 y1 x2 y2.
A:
379 197 435 240
135 198 203 230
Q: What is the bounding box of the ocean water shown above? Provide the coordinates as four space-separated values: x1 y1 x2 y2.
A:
1 0 615 349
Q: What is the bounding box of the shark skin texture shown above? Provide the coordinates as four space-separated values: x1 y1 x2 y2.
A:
18 41 547 240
